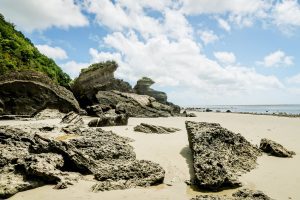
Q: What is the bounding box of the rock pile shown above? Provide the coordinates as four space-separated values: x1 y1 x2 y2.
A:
134 123 180 134
260 138 295 158
88 114 129 127
185 121 261 191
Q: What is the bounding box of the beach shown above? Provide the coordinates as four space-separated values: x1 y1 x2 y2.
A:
3 112 299 200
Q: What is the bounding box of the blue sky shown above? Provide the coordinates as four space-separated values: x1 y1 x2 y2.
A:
1 0 300 105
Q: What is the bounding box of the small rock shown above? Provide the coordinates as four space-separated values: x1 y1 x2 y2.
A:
61 111 84 125
260 138 295 158
134 123 180 134
88 114 128 127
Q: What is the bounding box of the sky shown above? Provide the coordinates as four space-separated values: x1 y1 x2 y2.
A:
1 0 300 106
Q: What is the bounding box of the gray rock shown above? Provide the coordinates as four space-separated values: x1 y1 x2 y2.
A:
0 71 80 116
88 114 128 127
134 123 180 134
61 111 84 125
35 109 65 120
134 77 167 104
260 138 295 158
185 121 261 191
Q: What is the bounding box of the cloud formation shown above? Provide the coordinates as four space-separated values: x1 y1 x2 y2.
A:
36 45 68 60
259 50 294 68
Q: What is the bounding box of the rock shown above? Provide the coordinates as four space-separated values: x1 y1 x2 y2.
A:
134 123 180 134
61 111 84 125
134 77 167 104
226 110 231 113
92 160 165 191
260 138 295 158
34 109 65 120
191 188 274 200
96 90 179 117
185 121 261 191
205 108 213 112
88 114 129 127
61 125 82 135
0 71 80 116
71 61 133 108
183 110 197 117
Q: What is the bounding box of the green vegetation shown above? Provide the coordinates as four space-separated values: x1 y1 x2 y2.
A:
81 61 118 74
0 13 71 87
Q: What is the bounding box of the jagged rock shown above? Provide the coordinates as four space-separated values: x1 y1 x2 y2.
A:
185 121 261 191
191 188 274 200
92 160 165 191
88 114 129 127
96 90 179 117
134 77 167 103
71 61 133 108
61 111 84 125
183 111 197 117
35 109 65 120
0 71 80 116
86 105 104 117
134 123 180 134
61 124 82 135
260 138 295 158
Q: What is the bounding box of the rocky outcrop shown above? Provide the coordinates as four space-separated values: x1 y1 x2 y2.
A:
0 71 80 116
134 123 180 134
88 114 128 127
34 109 65 120
191 188 274 200
183 110 197 117
185 121 261 191
0 124 165 198
61 111 84 125
134 77 167 104
96 90 179 117
71 61 133 108
260 138 295 158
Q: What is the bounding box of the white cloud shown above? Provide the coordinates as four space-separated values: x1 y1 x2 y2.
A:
272 0 300 29
36 45 68 60
0 0 89 32
214 51 236 64
259 50 294 68
198 30 219 45
287 73 300 84
217 18 231 32
60 61 89 79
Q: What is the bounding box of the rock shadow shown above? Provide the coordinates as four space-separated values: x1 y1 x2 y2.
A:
180 145 195 180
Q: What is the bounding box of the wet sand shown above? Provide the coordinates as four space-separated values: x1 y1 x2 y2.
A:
3 112 299 200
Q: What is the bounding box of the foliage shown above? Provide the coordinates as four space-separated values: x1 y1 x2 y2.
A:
0 13 71 87
81 60 118 74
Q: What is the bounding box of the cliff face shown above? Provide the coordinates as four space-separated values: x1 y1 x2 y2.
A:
0 14 71 87
134 77 167 104
71 61 133 108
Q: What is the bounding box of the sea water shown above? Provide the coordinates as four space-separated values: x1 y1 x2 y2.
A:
193 104 300 115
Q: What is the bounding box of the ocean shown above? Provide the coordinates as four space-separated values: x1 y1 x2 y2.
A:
190 104 300 115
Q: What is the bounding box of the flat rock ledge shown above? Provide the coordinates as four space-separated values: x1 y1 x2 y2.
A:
191 188 274 200
134 123 180 134
260 138 295 158
185 121 261 191
0 125 164 198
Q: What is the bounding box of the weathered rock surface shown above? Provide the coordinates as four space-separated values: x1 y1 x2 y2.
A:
34 109 65 120
0 124 164 198
185 121 261 191
0 71 80 116
61 111 84 125
191 188 274 200
134 123 180 134
88 114 128 127
96 90 179 117
134 77 167 104
260 138 295 158
183 110 197 117
71 61 133 108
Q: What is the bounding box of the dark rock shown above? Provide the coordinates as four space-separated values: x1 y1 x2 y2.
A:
185 121 261 191
260 138 295 158
0 71 80 116
134 77 167 104
92 160 165 191
61 111 84 125
183 110 197 117
86 105 104 117
226 110 231 113
88 114 128 127
71 61 133 108
61 125 82 135
134 123 180 134
205 108 213 112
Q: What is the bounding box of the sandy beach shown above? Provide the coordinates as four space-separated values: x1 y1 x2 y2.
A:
1 112 298 200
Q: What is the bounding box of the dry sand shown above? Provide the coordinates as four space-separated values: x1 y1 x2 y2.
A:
2 112 299 200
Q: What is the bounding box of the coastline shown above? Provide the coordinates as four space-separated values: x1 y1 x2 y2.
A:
4 111 299 200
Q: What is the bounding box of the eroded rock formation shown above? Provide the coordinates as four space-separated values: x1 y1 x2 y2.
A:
134 123 180 134
61 111 84 125
0 71 80 116
185 121 261 191
260 138 295 158
88 114 128 127
134 77 167 103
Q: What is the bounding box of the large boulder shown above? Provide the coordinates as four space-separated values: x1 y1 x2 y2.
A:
185 121 261 191
134 77 167 104
0 71 80 116
96 90 179 117
260 138 295 158
71 61 133 107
